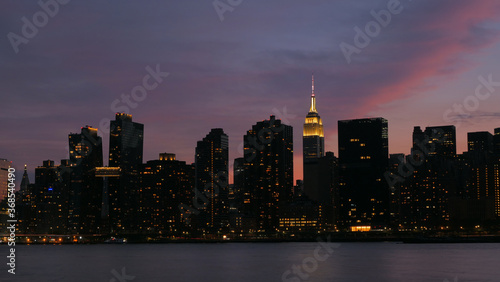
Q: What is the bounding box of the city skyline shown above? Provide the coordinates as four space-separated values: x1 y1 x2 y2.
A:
2 1 500 281
3 104 500 185
4 109 500 184
3 1 500 184
5 111 499 237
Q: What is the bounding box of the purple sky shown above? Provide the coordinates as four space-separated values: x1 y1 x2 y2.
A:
2 0 500 183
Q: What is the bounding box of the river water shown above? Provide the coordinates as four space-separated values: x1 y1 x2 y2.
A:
1 242 499 281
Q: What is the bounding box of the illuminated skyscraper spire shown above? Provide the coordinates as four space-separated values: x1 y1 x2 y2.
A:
21 164 30 191
303 73 324 158
312 73 315 95
303 74 326 205
310 74 317 113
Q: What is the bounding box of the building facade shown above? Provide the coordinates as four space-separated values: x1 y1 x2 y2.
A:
68 126 103 234
195 128 229 233
108 113 144 234
242 116 293 233
303 75 325 203
338 118 389 230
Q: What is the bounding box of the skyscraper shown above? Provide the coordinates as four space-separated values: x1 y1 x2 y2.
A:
303 75 325 203
16 165 35 234
232 157 245 212
468 131 494 154
426 126 457 158
492 128 500 216
109 113 144 170
195 128 229 232
493 156 500 217
242 116 293 233
338 118 389 229
140 153 194 236
407 125 458 230
20 164 30 191
303 75 325 162
464 131 497 221
317 151 339 228
34 160 69 234
493 128 500 154
0 159 10 201
108 113 144 234
68 126 103 234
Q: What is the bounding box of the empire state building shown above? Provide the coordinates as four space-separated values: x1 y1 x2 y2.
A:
303 75 324 163
303 75 325 202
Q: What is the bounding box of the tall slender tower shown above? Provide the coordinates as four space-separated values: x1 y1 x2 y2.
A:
108 113 144 234
195 128 229 232
68 126 103 234
243 116 294 233
21 164 30 191
303 75 325 202
0 159 11 200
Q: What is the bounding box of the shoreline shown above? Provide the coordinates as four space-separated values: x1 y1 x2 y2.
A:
5 234 500 245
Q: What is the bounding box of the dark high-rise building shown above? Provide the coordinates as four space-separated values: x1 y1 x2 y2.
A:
68 126 103 234
0 158 10 201
318 152 339 229
493 157 500 217
406 125 458 230
293 180 304 198
468 131 493 155
389 154 413 230
242 116 293 233
279 196 323 234
303 75 325 203
462 131 497 221
108 113 144 234
140 153 194 236
34 160 70 234
233 157 245 193
16 165 35 234
338 117 389 229
494 128 500 154
109 113 144 170
232 157 245 211
95 166 121 234
411 126 424 154
195 128 229 232
494 128 500 217
466 132 494 201
424 126 457 158
20 164 30 191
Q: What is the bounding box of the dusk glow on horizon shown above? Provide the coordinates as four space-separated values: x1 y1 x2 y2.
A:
2 2 500 281
2 0 500 183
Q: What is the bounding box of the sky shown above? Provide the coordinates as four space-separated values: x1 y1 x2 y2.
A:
2 0 500 183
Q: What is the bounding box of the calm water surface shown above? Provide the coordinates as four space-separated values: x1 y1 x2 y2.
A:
1 242 499 281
